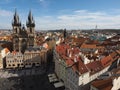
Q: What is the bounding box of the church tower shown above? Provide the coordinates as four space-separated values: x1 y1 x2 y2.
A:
12 10 28 53
26 10 35 47
12 9 21 34
12 9 21 51
12 10 35 53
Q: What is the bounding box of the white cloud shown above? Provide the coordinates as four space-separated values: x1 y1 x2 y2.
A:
0 9 13 16
1 9 120 30
0 9 13 29
35 9 120 30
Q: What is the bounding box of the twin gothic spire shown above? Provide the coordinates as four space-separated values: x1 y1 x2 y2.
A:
12 9 21 26
12 9 35 27
26 10 35 27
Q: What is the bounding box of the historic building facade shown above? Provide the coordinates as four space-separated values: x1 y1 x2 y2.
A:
12 10 35 53
6 47 47 69
4 10 48 69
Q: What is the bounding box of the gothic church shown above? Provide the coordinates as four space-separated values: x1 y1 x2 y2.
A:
12 10 35 53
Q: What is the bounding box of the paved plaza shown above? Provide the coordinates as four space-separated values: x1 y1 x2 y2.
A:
0 62 64 90
0 67 45 78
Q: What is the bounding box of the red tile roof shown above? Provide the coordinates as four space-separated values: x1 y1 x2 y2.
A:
110 51 119 61
56 44 116 76
86 61 103 75
77 57 89 74
80 43 97 49
91 78 112 90
5 48 9 54
66 56 88 74
56 44 70 56
100 55 113 67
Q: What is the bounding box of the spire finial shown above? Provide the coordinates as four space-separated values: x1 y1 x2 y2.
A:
28 10 33 23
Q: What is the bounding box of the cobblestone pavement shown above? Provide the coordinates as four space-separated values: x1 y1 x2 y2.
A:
0 74 56 90
0 62 64 90
0 67 45 78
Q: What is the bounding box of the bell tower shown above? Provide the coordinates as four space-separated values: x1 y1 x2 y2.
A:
12 9 21 51
26 10 35 47
12 9 21 34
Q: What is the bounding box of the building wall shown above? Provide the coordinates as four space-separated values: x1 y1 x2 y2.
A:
66 68 79 90
54 50 60 77
54 46 113 90
6 52 24 68
111 76 120 90
90 85 99 90
54 52 66 79
79 72 90 85
90 66 110 82
54 50 67 85
6 49 47 69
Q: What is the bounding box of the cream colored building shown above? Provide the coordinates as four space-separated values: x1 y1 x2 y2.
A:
6 51 24 68
6 47 47 69
54 44 117 90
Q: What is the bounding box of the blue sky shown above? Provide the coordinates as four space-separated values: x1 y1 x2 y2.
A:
0 0 120 30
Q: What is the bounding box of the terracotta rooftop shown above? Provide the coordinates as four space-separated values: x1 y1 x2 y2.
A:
91 78 112 90
100 55 113 67
110 51 119 61
5 48 9 54
66 56 88 75
77 57 89 74
80 43 97 49
86 61 103 75
56 44 70 56
56 44 118 76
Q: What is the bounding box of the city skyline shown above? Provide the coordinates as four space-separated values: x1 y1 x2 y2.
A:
0 0 120 30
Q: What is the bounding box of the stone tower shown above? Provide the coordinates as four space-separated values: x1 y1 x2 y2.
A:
12 9 21 51
26 10 35 47
12 10 28 52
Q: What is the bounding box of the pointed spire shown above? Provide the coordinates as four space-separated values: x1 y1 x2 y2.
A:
14 8 17 17
28 10 33 23
13 9 20 24
12 9 21 27
26 10 35 27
